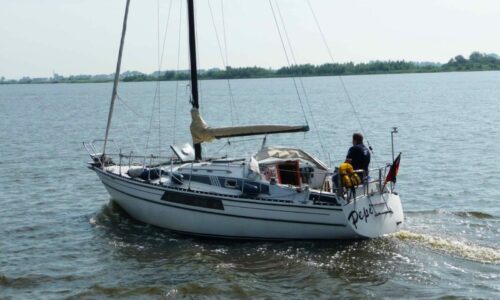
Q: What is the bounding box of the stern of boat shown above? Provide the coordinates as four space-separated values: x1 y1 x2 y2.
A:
342 192 404 238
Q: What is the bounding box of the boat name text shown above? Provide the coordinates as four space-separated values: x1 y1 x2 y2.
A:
347 205 375 229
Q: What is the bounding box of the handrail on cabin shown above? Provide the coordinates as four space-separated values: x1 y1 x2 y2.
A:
84 140 392 198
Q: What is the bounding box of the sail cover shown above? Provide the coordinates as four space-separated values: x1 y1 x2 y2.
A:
190 108 309 144
254 146 329 170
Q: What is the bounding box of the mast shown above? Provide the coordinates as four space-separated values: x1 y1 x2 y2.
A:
102 0 131 157
187 0 202 160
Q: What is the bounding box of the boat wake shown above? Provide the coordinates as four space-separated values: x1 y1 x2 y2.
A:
392 230 500 265
407 209 497 219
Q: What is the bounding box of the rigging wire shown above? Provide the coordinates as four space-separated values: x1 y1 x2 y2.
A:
220 0 239 123
157 0 162 157
144 0 173 160
268 0 309 128
306 0 380 167
273 0 330 165
117 95 142 153
173 0 184 144
213 137 266 155
218 0 239 153
207 0 238 125
117 95 144 119
220 0 229 71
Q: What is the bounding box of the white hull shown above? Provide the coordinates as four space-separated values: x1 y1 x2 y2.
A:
94 167 404 239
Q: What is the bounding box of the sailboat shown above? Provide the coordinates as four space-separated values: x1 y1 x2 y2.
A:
84 0 404 239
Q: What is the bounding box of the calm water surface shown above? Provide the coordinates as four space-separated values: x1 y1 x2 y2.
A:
1 72 499 299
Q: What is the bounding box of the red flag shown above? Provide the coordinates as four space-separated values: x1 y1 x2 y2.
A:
384 153 401 185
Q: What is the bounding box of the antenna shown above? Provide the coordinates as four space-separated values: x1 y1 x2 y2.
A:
391 127 398 162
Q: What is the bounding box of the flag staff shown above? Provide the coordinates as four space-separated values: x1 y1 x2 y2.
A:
390 127 398 190
391 127 398 162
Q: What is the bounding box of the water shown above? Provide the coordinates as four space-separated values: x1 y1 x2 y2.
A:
1 71 499 299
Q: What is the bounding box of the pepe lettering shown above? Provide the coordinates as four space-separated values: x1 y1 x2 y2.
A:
348 205 375 229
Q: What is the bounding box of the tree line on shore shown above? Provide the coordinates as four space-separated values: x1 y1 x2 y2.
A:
2 52 499 84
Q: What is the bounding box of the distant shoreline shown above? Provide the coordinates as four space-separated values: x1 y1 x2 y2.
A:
2 69 500 86
2 52 499 85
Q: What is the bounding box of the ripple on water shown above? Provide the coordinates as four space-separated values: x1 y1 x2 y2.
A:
0 274 82 289
66 284 167 299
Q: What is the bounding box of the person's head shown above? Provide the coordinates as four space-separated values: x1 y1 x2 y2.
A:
352 133 363 145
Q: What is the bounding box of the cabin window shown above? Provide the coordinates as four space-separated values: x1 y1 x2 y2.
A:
225 179 238 189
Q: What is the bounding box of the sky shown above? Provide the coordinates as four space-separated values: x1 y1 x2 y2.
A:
1 0 499 79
